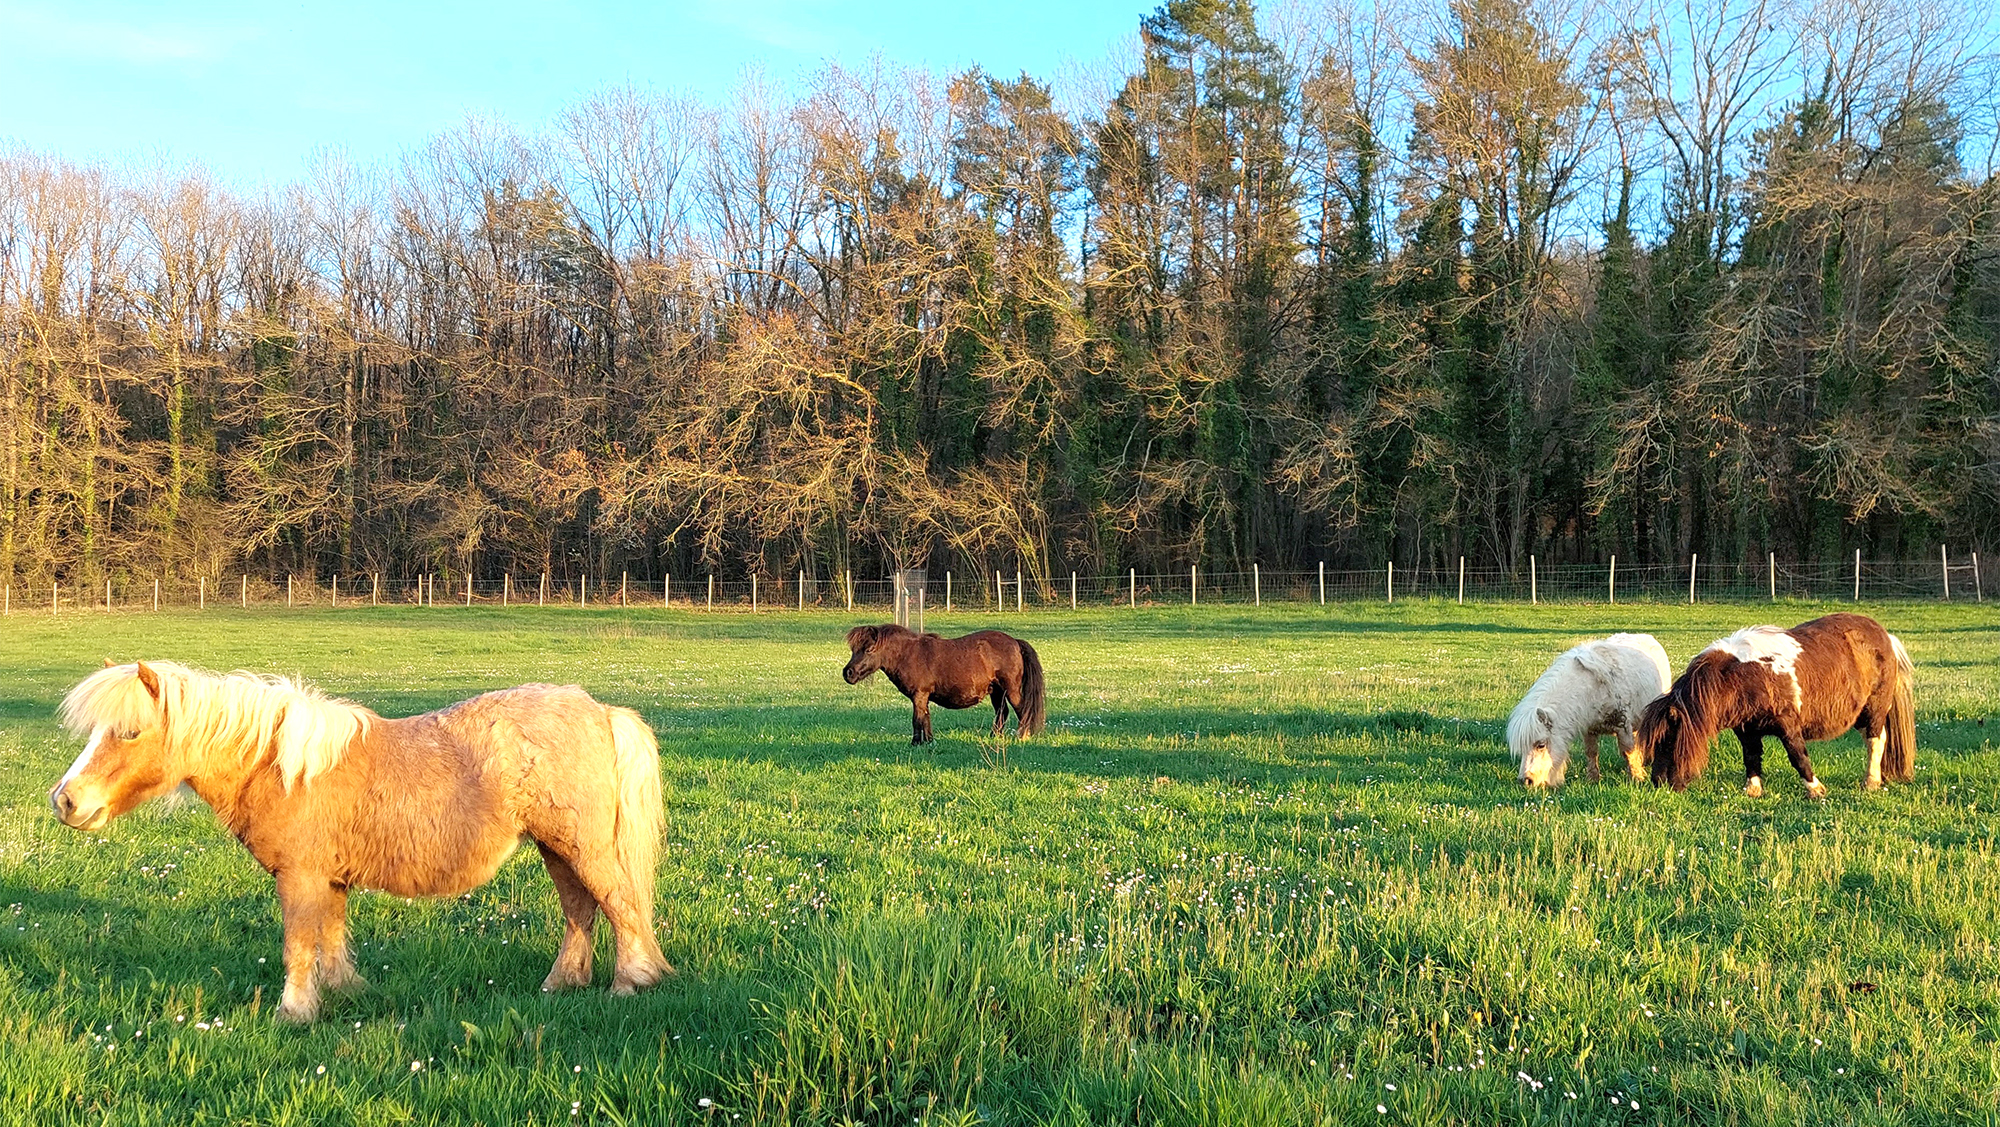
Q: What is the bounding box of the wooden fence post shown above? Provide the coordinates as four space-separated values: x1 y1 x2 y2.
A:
1853 549 1860 602
1973 552 1982 601
580 575 587 607
1386 561 1394 603
287 574 294 607
622 571 629 607
372 574 379 606
1254 563 1261 606
1769 552 1776 601
1942 545 1950 601
1071 571 1077 611
1608 556 1616 604
1530 556 1537 605
105 579 112 613
1688 554 1697 605
1129 568 1136 608
52 581 58 616
198 577 205 611
662 574 668 608
1318 561 1325 605
944 572 950 612
467 572 474 607
847 570 854 610
540 572 548 607
504 574 511 607
1457 556 1465 605
707 574 713 611
799 569 805 612
1016 569 1023 612
153 578 160 612
332 575 339 608
751 573 758 613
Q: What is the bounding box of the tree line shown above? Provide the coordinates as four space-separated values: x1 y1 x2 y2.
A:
2 0 1995 592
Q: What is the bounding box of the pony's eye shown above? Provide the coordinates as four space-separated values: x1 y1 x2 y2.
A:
115 728 139 740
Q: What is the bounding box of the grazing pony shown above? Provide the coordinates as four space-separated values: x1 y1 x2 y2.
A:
1640 613 1915 797
1508 633 1672 787
52 661 670 1023
842 624 1045 744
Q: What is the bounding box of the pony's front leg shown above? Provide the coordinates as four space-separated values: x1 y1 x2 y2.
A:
1618 726 1646 781
1581 733 1601 783
1737 728 1766 798
315 884 367 994
274 871 340 1023
1779 731 1827 798
910 691 934 744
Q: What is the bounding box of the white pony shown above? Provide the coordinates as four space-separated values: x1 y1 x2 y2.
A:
1509 633 1672 787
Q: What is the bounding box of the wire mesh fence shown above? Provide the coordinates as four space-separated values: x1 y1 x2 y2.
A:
2 552 1986 616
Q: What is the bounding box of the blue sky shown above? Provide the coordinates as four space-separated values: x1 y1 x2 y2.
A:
0 0 1150 184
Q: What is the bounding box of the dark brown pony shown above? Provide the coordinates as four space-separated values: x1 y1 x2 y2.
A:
843 624 1045 744
1639 613 1915 797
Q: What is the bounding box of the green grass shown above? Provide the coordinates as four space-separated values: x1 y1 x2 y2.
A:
0 601 1995 1126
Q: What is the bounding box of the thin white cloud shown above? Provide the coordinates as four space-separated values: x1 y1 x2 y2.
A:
0 2 262 66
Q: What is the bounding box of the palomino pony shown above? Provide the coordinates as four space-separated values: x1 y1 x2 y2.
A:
842 624 1045 744
1508 633 1672 787
52 661 670 1023
1639 613 1915 797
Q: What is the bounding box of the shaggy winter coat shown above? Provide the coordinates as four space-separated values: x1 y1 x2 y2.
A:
1508 633 1672 787
1640 613 1914 796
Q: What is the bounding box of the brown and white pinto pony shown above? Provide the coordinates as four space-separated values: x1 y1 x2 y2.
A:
1640 613 1915 797
843 624 1046 744
52 661 670 1023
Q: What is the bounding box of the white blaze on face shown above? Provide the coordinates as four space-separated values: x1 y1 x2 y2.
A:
1706 626 1804 712
59 728 106 789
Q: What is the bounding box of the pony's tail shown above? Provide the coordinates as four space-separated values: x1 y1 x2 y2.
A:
607 707 664 921
1884 635 1916 783
1016 640 1046 738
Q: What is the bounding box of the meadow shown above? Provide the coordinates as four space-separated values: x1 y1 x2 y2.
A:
0 599 1994 1126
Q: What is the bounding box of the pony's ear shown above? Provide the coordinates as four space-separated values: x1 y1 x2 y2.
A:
103 657 117 668
1536 707 1553 729
134 661 162 702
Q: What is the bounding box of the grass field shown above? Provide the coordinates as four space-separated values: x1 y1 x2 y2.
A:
0 600 1994 1126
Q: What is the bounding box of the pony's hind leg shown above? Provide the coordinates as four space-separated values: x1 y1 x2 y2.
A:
912 691 934 745
535 842 601 992
990 684 1009 736
1736 728 1766 798
315 884 367 994
1581 733 1602 783
551 844 670 996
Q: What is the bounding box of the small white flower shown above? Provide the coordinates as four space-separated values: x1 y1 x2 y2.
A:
1376 1105 1387 1114
1385 1083 1396 1091
411 1061 423 1072
573 1064 583 1073
698 1098 713 1108
315 1065 326 1075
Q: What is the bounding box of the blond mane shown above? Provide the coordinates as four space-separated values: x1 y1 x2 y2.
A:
60 662 373 790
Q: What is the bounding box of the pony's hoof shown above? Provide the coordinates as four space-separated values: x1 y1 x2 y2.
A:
609 960 674 996
274 1002 318 1025
1863 778 1884 792
322 971 368 996
1805 779 1828 799
1743 778 1764 798
540 969 591 993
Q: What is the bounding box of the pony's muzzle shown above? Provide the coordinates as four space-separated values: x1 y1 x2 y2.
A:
49 783 107 831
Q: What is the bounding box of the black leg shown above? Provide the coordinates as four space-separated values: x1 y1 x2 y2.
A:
1737 728 1766 797
991 685 1008 736
912 691 933 745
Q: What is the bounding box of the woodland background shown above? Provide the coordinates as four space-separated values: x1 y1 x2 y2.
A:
3 0 1996 592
